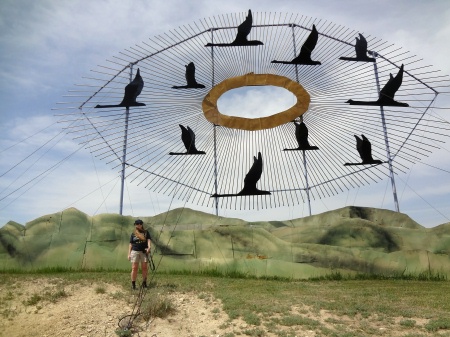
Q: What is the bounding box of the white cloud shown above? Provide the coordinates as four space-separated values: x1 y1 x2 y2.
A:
1 0 450 228
218 86 297 118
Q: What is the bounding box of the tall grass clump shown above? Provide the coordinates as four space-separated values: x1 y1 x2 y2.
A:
141 293 176 320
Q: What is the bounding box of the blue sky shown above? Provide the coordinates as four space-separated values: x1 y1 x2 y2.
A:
1 0 450 227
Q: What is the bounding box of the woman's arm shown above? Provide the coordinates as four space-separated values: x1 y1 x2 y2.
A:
128 243 132 260
146 232 151 254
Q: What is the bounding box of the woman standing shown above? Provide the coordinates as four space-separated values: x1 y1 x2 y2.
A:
128 219 152 289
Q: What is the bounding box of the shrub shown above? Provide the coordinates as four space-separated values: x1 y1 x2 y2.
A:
141 294 176 320
425 317 450 332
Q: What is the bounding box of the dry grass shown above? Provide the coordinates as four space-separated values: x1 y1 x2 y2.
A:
1 271 450 336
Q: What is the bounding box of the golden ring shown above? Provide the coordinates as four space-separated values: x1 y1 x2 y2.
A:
202 73 310 131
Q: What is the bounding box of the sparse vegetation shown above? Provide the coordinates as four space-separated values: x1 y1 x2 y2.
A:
425 317 450 332
111 290 125 300
242 311 261 326
23 293 42 306
115 328 132 337
222 333 235 337
140 293 176 320
242 327 265 336
23 287 68 306
95 285 106 294
277 315 321 328
400 319 416 327
1 271 449 336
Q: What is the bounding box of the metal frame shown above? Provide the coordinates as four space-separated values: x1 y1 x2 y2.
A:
55 12 449 217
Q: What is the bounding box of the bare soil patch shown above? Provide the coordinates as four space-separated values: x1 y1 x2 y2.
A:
0 278 242 337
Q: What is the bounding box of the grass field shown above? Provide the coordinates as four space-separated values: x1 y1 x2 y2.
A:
1 270 450 336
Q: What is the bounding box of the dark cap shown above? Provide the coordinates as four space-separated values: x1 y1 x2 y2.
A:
134 219 143 225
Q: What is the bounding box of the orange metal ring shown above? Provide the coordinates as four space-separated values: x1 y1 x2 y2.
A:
202 73 310 131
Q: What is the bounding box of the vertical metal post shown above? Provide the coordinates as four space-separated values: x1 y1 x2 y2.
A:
213 125 218 216
372 56 400 212
210 29 219 216
301 117 312 216
119 65 133 215
291 25 300 84
291 24 312 216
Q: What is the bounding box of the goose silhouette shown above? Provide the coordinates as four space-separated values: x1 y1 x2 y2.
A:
339 33 375 62
169 125 205 155
344 134 384 166
205 10 263 47
347 64 409 106
283 121 319 151
272 24 321 65
172 62 205 89
211 152 271 197
95 68 145 108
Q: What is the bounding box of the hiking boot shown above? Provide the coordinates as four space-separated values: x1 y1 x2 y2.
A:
142 280 147 288
132 281 136 290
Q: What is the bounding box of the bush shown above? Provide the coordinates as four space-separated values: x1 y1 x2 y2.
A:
425 317 450 332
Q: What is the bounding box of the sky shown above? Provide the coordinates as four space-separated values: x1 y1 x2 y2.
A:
1 0 450 228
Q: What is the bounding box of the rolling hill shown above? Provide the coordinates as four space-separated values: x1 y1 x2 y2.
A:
1 206 449 279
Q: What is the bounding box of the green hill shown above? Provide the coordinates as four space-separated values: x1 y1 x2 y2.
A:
1 206 449 279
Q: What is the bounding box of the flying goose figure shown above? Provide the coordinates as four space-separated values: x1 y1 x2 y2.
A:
169 125 205 155
211 152 271 197
347 64 409 106
272 25 321 65
339 33 375 62
172 62 205 89
344 134 384 166
283 121 319 151
95 68 145 108
205 10 263 47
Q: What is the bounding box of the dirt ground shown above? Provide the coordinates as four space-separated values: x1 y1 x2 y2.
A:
0 278 246 337
0 277 445 337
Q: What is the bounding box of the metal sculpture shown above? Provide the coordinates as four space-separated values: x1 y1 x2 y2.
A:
205 9 263 47
212 152 270 197
272 24 321 65
339 34 375 62
347 64 409 106
58 11 450 216
202 73 310 130
344 135 383 166
169 125 206 155
283 120 319 151
95 68 145 108
172 62 205 89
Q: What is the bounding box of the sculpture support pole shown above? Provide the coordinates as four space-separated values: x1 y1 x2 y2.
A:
213 124 218 216
119 65 133 215
210 29 219 216
301 116 312 216
291 24 312 216
373 57 400 212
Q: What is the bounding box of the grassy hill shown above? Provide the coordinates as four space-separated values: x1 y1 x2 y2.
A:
1 206 449 279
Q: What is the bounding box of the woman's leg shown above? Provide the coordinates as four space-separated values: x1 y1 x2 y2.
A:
131 262 139 282
141 261 148 286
